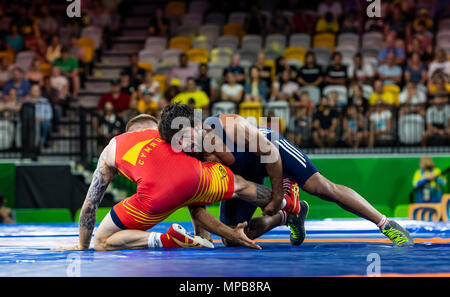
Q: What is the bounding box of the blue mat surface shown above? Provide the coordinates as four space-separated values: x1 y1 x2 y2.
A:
1 219 449 277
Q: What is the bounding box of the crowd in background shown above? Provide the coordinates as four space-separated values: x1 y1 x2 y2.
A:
0 0 449 151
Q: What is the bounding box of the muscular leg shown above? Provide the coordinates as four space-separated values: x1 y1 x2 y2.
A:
302 172 383 224
93 212 150 251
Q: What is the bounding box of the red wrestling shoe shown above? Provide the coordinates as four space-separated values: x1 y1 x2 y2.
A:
283 178 300 215
160 224 214 248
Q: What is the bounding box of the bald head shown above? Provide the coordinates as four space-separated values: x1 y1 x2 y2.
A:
126 114 159 132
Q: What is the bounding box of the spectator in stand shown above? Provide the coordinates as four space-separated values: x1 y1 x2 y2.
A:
137 90 159 116
291 6 315 35
164 79 181 103
97 101 124 151
172 77 210 111
245 4 267 35
348 53 375 85
296 91 314 117
287 106 312 147
407 21 433 62
368 99 393 147
134 71 161 105
428 49 450 79
399 81 427 117
2 67 30 100
343 105 367 149
221 72 243 103
196 63 218 101
297 51 323 87
223 54 246 85
384 3 411 41
0 194 15 224
170 53 198 88
53 47 80 98
122 53 146 89
377 51 403 86
312 96 339 148
315 12 339 34
254 52 272 87
244 66 268 103
270 69 300 102
24 23 46 59
404 51 428 86
348 84 369 115
318 0 342 19
325 52 348 86
22 84 53 147
67 35 86 63
37 6 58 36
4 23 24 53
122 99 141 125
0 88 22 114
97 80 131 118
427 71 450 96
369 79 398 106
25 59 44 86
0 57 12 88
46 35 62 64
412 9 433 32
412 157 447 203
378 32 406 65
118 71 133 96
340 10 362 34
269 8 291 35
422 94 450 146
49 66 69 102
148 8 169 37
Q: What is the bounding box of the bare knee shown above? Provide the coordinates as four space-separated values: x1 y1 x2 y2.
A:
304 174 339 201
93 236 110 251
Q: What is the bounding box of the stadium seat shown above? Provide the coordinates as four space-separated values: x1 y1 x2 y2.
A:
237 49 257 65
228 12 247 25
263 60 276 81
265 101 290 128
77 38 95 64
383 84 401 102
300 86 321 105
0 51 14 64
211 101 238 115
210 48 233 66
145 36 167 49
312 46 331 70
205 12 226 26
207 62 225 82
265 34 287 54
398 114 425 145
138 50 160 68
189 0 210 15
137 62 153 72
182 13 203 27
289 33 310 49
263 49 280 61
187 48 209 64
362 31 383 49
222 23 244 39
323 85 348 106
15 51 35 72
337 33 359 48
217 35 239 52
313 33 335 52
81 26 103 50
169 36 191 52
153 75 168 93
161 48 184 66
40 63 52 76
242 34 263 53
193 35 213 51
165 1 186 17
199 24 220 46
284 47 307 64
286 59 303 69
238 102 263 125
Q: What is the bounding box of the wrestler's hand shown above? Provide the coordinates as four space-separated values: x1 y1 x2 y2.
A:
262 196 283 216
231 222 261 250
51 245 85 251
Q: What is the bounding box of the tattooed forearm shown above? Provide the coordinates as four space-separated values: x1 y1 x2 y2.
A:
255 184 272 205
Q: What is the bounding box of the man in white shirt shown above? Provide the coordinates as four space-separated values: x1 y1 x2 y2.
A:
399 81 426 116
428 48 450 78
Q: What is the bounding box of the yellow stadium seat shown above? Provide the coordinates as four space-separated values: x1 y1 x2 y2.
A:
284 47 307 64
238 102 263 125
0 51 15 64
169 36 191 52
313 33 335 51
138 62 153 72
40 63 52 76
263 60 276 82
187 48 209 63
77 38 95 64
222 23 244 39
153 75 168 93
165 1 186 17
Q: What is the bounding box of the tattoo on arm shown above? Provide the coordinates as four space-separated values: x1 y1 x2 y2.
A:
256 184 272 205
79 157 116 231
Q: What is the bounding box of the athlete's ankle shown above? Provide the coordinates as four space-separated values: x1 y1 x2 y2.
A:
147 232 163 248
279 210 287 226
377 215 390 230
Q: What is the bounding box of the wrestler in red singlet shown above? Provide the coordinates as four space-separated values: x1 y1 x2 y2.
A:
110 129 235 231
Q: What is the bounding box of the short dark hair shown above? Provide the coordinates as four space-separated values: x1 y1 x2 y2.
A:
158 104 195 144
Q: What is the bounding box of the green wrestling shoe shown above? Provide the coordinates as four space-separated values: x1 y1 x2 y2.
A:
381 220 414 247
287 200 309 246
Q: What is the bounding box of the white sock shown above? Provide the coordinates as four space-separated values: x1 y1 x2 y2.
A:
147 232 163 248
281 198 287 210
279 210 287 226
377 215 390 230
